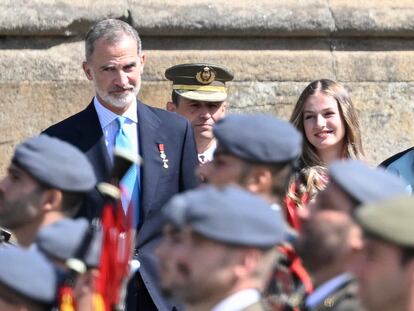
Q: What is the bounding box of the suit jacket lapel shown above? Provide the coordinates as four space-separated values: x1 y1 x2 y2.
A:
76 102 112 182
137 101 164 216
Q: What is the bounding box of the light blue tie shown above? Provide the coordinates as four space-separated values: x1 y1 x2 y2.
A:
115 116 140 225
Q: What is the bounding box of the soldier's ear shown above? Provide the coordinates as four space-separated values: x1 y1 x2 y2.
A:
233 249 261 278
222 101 228 113
82 62 93 81
41 189 63 212
245 167 270 194
349 223 364 251
166 101 177 112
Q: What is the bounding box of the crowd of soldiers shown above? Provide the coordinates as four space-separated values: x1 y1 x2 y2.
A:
0 17 413 311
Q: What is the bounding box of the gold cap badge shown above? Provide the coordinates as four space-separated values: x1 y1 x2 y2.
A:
196 67 216 85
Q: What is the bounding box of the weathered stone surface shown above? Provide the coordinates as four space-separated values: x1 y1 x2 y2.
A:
0 0 128 36
144 50 335 82
2 40 414 84
1 80 412 173
334 51 414 82
1 1 414 37
330 0 414 37
344 82 414 164
0 41 84 82
0 1 414 174
0 81 93 172
130 0 334 37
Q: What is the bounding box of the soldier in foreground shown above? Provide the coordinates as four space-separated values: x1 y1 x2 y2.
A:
0 134 96 247
298 160 408 310
156 186 287 311
353 196 414 311
0 246 57 311
197 114 312 308
198 114 301 209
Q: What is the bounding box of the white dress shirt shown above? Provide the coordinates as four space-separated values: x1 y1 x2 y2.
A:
198 141 217 164
93 97 139 163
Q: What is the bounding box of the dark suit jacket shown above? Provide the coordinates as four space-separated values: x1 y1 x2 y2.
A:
44 99 199 310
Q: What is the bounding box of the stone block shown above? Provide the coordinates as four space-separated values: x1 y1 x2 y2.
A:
330 0 414 37
130 0 335 37
144 49 335 82
0 41 84 82
1 0 414 38
334 51 414 82
0 0 128 36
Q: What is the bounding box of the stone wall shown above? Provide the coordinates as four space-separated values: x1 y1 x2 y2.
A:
1 0 414 171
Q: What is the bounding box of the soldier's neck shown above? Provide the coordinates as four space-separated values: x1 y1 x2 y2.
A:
311 264 346 289
13 220 43 247
196 137 216 154
13 212 66 247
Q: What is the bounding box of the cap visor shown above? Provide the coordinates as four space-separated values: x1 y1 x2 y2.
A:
176 90 227 102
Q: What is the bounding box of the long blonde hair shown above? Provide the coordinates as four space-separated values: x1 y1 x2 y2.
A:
290 79 365 168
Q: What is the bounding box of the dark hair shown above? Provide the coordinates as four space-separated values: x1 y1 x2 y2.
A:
85 19 142 61
60 191 85 217
400 246 414 265
171 91 179 106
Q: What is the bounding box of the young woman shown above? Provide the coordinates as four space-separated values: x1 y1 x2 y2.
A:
290 79 364 168
269 80 366 309
286 79 365 222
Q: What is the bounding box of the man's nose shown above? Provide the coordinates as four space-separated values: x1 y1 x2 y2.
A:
199 105 211 118
114 71 129 87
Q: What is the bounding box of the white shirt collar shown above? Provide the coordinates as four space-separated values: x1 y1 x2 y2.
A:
211 289 260 311
198 141 217 162
93 96 138 128
198 140 217 163
306 273 353 309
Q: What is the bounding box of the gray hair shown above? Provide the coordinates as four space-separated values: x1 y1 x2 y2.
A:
84 19 142 61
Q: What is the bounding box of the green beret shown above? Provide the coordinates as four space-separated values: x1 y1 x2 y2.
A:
356 196 414 247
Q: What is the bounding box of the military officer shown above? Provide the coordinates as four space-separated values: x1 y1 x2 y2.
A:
156 186 287 311
165 63 233 164
0 246 57 311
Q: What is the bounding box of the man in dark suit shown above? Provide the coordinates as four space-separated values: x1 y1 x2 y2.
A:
44 19 199 311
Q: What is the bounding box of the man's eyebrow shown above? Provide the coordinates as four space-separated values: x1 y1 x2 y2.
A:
100 64 115 70
124 61 137 67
